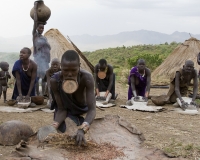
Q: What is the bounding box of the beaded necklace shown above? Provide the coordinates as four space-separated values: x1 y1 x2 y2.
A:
137 68 145 77
22 60 30 72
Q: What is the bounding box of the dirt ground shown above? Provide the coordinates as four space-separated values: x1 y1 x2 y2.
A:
0 83 199 160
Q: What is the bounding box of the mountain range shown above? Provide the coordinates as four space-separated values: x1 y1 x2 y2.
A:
1 30 200 52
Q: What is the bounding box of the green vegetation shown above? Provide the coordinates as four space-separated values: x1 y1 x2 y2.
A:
83 43 179 82
163 139 200 158
0 52 19 70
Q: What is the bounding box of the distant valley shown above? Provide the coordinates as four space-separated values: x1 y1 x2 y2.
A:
0 30 200 52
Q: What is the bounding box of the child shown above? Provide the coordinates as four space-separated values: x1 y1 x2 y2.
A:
0 62 11 103
44 58 61 108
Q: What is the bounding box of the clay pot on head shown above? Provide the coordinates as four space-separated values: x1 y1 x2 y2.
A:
30 0 51 24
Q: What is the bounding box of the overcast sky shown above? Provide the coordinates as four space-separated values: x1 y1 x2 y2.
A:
0 0 200 38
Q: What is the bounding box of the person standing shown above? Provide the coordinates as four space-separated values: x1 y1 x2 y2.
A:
32 1 51 96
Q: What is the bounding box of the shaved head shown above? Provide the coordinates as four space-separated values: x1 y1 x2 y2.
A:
137 59 145 65
185 60 194 66
51 58 60 64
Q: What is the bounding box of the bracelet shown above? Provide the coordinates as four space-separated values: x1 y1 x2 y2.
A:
51 122 59 128
78 122 90 134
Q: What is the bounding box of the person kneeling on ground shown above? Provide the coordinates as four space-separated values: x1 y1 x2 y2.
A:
166 60 198 110
127 59 151 103
12 47 37 106
44 58 61 108
94 59 117 103
50 50 96 146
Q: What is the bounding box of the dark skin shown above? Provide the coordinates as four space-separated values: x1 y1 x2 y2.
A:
15 48 37 101
197 52 200 65
174 60 198 110
46 59 61 106
130 59 151 101
94 63 114 97
0 63 11 102
50 59 96 146
33 1 48 96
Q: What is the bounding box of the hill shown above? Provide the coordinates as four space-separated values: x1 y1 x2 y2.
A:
0 52 19 71
0 30 199 52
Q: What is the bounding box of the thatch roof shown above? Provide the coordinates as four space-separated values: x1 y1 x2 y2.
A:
152 37 200 84
44 28 94 73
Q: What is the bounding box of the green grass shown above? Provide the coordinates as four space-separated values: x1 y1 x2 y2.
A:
163 139 200 159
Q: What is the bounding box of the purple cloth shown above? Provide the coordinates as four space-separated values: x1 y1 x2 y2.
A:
12 60 36 100
128 66 147 100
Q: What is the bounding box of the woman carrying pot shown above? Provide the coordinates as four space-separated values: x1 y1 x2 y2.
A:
32 1 51 96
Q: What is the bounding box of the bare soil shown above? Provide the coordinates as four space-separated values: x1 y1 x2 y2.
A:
0 83 199 160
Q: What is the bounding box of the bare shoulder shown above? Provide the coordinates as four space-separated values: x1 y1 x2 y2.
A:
80 69 94 84
30 59 37 68
50 77 58 90
193 69 198 76
108 64 113 70
145 67 151 75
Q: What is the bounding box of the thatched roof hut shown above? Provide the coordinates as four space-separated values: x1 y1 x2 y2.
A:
152 37 200 84
44 28 94 73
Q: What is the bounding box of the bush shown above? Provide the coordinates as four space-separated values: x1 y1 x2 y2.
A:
128 53 163 71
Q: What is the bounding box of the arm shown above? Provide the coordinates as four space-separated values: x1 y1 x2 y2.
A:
197 52 200 65
50 78 66 127
84 74 96 124
46 71 51 97
32 1 38 36
130 75 137 97
145 68 151 97
76 74 96 146
26 63 37 97
94 65 100 96
7 72 11 79
15 71 22 96
174 72 183 101
192 70 198 102
106 66 114 97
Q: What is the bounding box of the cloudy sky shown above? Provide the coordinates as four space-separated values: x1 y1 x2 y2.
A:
0 0 199 38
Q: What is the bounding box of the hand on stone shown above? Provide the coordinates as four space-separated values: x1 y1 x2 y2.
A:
142 97 148 102
134 96 140 101
190 101 197 106
25 95 30 102
181 101 188 111
17 94 23 102
76 129 86 146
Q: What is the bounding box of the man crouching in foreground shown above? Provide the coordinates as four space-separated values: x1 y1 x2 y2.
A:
50 50 96 146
